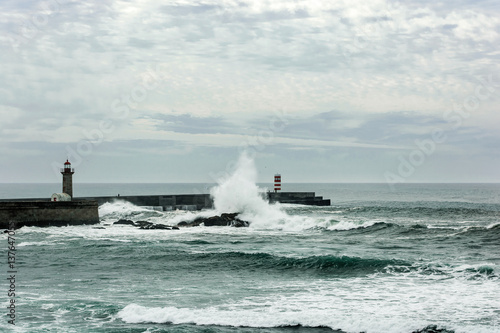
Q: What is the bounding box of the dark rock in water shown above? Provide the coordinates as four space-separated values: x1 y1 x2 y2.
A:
203 215 230 226
140 223 171 230
134 220 153 228
154 224 171 230
92 227 106 229
231 219 249 228
114 219 135 226
412 325 455 333
112 214 248 230
112 219 176 230
177 217 204 227
177 213 249 227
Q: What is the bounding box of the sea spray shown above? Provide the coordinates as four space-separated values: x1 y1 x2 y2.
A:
210 152 289 228
209 153 332 230
99 200 153 223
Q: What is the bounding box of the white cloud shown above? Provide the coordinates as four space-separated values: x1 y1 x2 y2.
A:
0 0 499 182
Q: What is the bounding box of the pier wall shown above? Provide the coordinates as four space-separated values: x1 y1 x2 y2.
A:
268 192 331 206
0 200 99 229
81 192 329 210
79 194 213 211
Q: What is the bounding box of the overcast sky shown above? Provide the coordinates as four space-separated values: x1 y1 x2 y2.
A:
1 0 499 185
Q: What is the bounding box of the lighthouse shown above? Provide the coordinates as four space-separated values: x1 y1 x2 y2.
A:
274 173 281 193
61 159 75 198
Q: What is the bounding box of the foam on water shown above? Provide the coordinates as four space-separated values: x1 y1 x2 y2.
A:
117 303 424 332
17 240 62 247
98 199 215 227
115 258 500 331
117 287 499 333
99 200 151 217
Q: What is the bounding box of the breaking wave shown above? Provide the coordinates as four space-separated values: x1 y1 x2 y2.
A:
210 152 289 228
117 304 460 333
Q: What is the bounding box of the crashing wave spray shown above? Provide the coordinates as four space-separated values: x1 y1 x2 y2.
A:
209 152 349 231
210 152 288 228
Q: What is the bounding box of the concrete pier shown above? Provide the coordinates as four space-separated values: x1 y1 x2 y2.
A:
80 191 330 211
267 192 331 206
79 194 213 211
0 200 99 229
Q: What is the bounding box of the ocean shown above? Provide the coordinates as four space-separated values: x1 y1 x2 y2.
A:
2 178 499 332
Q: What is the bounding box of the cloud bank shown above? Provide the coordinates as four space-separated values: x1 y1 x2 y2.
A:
0 0 499 184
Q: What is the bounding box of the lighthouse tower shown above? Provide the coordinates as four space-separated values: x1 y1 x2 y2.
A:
61 159 75 198
274 173 281 193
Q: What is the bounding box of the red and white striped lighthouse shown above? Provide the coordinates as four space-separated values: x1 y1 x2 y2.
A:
274 174 281 193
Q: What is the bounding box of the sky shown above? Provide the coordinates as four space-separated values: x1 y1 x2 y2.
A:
0 0 499 186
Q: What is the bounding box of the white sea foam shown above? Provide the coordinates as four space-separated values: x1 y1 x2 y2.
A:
117 268 500 333
17 241 61 247
98 198 215 227
117 302 497 333
486 222 500 229
117 303 418 332
99 200 151 218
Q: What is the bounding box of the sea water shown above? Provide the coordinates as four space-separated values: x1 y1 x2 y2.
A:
1 157 499 332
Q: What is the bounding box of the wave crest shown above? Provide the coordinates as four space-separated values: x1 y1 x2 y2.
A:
117 304 457 333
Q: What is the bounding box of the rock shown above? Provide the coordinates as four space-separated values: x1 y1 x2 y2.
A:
139 224 171 230
222 213 239 219
112 214 248 230
203 215 229 226
177 218 203 227
114 219 135 225
134 220 153 228
412 325 455 333
137 222 173 230
231 219 249 228
177 213 249 228
113 219 176 230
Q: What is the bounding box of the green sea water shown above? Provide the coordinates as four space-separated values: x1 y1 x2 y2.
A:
1 182 499 333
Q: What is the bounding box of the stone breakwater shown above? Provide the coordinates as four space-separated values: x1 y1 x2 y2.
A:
0 200 99 229
80 194 212 211
267 192 330 206
84 191 330 212
1 191 329 229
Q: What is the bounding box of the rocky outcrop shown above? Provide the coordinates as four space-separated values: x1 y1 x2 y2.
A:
177 213 249 227
113 219 179 230
114 219 136 226
412 325 455 333
112 213 249 229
